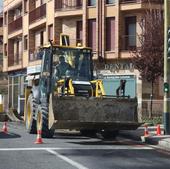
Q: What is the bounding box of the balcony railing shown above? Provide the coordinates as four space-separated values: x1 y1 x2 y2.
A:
55 0 82 11
8 52 22 66
0 45 2 54
120 35 137 51
120 0 163 4
29 4 46 24
14 52 22 65
29 48 43 62
0 27 3 35
8 17 22 34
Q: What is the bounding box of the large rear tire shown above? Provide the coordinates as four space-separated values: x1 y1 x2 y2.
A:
37 103 55 138
25 94 37 134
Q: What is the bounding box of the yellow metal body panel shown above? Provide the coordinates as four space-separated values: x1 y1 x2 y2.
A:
56 79 75 96
55 79 106 97
91 79 106 97
24 87 32 121
0 104 3 113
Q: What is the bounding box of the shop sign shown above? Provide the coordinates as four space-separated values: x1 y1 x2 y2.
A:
103 75 134 79
27 65 41 75
104 63 134 71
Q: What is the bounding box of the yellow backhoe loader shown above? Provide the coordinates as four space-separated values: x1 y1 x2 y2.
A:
24 38 140 138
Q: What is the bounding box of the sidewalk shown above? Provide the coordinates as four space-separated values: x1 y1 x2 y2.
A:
120 126 170 151
141 126 170 151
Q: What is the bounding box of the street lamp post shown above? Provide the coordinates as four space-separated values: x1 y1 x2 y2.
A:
164 0 170 134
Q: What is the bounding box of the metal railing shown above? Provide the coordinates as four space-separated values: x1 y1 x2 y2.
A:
0 27 3 35
140 99 163 124
14 52 22 65
29 3 46 24
8 17 22 34
8 52 22 66
29 48 43 62
55 0 82 11
0 45 2 53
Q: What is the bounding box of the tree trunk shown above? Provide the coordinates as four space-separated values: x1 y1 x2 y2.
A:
149 81 154 118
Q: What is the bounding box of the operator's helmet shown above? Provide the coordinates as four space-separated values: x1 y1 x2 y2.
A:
59 55 65 63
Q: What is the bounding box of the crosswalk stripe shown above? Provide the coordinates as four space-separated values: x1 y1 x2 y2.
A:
0 146 153 151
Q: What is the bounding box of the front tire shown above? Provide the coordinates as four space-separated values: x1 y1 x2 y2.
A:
25 94 37 134
37 103 55 138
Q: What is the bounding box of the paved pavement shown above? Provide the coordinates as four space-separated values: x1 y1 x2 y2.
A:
1 122 170 169
142 126 170 151
120 125 170 152
1 120 170 152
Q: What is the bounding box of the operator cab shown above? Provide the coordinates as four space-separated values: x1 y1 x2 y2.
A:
52 46 93 81
40 45 94 97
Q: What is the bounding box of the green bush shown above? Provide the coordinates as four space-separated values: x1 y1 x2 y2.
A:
142 116 163 126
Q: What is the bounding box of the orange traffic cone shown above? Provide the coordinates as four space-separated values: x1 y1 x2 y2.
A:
144 125 149 136
156 124 161 136
2 122 8 133
34 130 43 144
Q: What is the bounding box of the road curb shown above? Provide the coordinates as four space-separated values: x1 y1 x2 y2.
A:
141 136 160 145
159 138 170 151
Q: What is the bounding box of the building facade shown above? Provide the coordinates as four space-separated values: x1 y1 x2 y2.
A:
3 0 163 117
0 13 3 74
0 12 8 112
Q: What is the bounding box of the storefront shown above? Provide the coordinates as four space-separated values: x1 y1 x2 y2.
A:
102 74 136 98
95 61 142 120
8 69 27 114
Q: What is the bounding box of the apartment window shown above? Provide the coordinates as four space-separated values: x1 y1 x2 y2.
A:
106 0 115 4
88 0 96 6
35 0 43 8
0 36 3 45
14 8 22 19
106 17 115 51
76 21 82 45
88 19 96 51
24 0 28 13
40 31 44 46
4 44 7 56
0 18 2 27
16 41 20 62
41 0 45 5
48 25 53 41
24 35 28 50
125 16 136 50
4 12 7 25
77 0 82 7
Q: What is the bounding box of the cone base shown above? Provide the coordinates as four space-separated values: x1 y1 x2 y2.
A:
2 124 8 133
34 139 43 144
2 130 8 133
144 134 149 137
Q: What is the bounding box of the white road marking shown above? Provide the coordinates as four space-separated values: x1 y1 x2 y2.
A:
46 149 89 169
0 146 153 151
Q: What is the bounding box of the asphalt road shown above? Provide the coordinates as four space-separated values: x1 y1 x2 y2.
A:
0 122 170 169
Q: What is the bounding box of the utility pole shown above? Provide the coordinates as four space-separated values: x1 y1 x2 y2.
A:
164 0 170 134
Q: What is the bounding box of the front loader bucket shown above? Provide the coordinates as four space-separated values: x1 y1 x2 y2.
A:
49 95 141 131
